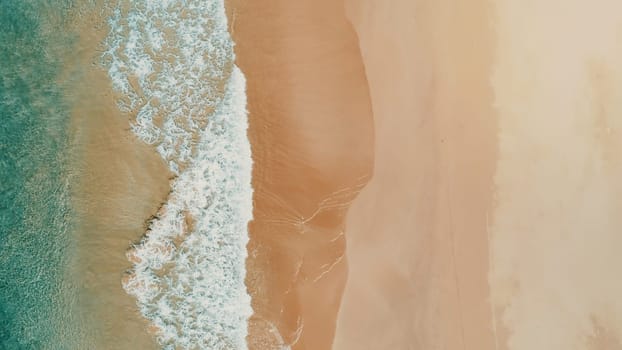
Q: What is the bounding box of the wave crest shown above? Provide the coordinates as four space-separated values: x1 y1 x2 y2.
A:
102 1 253 349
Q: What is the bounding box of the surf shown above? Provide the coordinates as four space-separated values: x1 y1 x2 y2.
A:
101 1 253 349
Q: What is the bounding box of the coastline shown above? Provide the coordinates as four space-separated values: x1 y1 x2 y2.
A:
92 1 253 348
226 0 374 348
4 0 620 348
61 1 622 349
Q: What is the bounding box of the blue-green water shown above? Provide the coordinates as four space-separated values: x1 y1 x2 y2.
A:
0 1 82 349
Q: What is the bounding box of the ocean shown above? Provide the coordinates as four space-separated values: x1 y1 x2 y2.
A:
0 1 86 349
0 0 253 349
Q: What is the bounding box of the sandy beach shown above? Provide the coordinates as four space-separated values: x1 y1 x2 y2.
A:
230 0 622 348
334 1 622 349
334 0 498 348
489 1 622 349
226 0 500 347
226 0 373 348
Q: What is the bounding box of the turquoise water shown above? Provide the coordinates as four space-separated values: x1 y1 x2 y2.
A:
0 1 254 348
0 1 82 349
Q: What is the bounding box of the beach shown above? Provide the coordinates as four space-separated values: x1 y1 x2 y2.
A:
230 0 622 349
226 0 498 347
335 0 622 349
334 0 497 348
3 0 622 348
81 0 622 349
489 1 622 348
226 0 374 348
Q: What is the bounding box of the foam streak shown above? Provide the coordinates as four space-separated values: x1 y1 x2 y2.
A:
101 1 253 349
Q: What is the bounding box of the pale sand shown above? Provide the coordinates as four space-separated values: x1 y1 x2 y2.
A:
66 5 168 348
225 0 374 348
335 0 498 349
490 1 622 349
336 1 622 350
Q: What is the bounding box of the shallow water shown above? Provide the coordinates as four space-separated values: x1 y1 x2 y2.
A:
101 1 253 348
1 1 253 348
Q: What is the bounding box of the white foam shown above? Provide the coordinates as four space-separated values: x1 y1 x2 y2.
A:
101 1 252 349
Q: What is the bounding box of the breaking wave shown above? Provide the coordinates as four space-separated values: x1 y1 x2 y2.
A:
101 1 252 349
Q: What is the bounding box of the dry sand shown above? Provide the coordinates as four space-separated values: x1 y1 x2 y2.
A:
335 1 622 350
226 0 374 348
334 0 498 349
490 1 622 349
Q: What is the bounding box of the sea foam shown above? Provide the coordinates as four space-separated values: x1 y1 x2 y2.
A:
101 1 252 349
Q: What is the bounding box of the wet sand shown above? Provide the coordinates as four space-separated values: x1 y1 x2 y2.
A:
334 0 498 349
66 5 169 349
225 0 374 348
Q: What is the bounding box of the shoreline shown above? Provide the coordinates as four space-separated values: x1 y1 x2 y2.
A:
90 1 254 348
57 1 622 349
226 0 374 348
